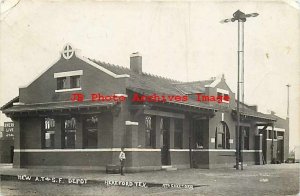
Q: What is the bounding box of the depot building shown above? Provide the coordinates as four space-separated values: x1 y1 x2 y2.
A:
1 44 289 171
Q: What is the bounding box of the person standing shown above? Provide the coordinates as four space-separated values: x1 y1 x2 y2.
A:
119 147 126 175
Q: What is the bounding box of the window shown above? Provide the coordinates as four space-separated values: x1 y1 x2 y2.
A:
64 118 76 148
57 77 67 90
54 70 83 91
243 127 249 150
216 88 230 103
70 75 81 88
145 116 155 148
215 121 230 149
223 94 229 101
274 131 277 139
42 118 55 149
83 116 98 148
268 130 272 139
277 132 284 140
174 119 183 149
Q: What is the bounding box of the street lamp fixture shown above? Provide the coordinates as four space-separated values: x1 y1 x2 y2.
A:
221 10 259 170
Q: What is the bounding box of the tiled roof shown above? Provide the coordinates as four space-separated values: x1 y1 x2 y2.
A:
90 58 278 120
234 101 276 121
90 59 219 111
128 87 215 111
90 59 183 95
173 80 214 94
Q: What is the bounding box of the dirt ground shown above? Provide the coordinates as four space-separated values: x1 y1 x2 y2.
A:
0 163 299 196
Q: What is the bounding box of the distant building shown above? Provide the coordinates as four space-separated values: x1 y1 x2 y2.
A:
0 44 289 170
295 146 300 163
0 123 14 163
0 126 3 139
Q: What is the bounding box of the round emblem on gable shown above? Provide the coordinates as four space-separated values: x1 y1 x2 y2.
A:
62 44 74 60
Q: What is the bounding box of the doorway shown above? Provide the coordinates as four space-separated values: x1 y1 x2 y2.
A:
161 117 170 165
277 133 284 163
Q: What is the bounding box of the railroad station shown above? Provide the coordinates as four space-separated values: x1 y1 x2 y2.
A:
0 44 289 171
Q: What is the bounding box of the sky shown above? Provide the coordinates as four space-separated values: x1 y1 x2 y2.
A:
0 0 299 149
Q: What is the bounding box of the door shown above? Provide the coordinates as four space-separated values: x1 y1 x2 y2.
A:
277 137 284 163
161 118 170 165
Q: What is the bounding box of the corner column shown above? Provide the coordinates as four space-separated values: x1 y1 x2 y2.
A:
75 116 83 149
170 118 175 149
182 118 190 149
155 116 162 148
111 104 127 164
12 118 21 168
255 134 263 165
54 117 63 149
125 121 139 169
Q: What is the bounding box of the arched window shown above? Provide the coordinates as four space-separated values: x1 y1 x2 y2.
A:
145 116 155 148
215 121 230 149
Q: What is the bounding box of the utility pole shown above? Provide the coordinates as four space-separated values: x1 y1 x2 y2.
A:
221 10 259 170
286 84 290 119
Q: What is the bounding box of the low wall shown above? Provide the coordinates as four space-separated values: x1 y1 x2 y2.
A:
192 149 260 169
0 139 14 163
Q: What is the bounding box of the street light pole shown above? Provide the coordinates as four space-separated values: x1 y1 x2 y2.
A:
286 84 290 118
221 10 259 170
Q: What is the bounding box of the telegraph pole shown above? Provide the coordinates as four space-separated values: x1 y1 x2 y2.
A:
221 10 259 170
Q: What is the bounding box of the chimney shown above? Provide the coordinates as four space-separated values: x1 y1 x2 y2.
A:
270 111 276 115
130 52 142 74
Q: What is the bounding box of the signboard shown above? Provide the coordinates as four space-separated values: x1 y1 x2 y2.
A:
4 122 14 139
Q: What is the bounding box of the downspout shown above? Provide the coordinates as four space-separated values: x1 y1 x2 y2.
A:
189 117 193 168
271 123 274 163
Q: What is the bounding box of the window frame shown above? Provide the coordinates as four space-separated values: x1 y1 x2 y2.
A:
63 117 77 149
243 127 250 150
55 71 82 93
70 75 81 89
83 116 98 149
57 77 67 90
145 115 155 148
174 119 183 149
42 117 55 149
215 121 230 149
216 88 230 103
